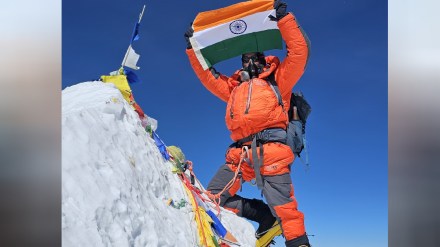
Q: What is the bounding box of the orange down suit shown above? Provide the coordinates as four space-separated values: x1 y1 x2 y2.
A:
186 13 310 241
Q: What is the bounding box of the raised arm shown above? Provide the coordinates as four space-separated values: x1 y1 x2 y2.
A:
275 11 311 99
186 49 232 103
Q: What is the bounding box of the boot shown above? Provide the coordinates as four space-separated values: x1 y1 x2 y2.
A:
285 234 310 247
240 198 277 238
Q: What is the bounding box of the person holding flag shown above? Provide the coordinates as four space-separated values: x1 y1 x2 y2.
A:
184 1 311 246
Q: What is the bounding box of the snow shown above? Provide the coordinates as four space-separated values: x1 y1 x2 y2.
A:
62 81 256 247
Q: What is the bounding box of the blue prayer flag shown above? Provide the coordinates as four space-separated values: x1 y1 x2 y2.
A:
207 210 227 238
123 68 141 84
131 23 140 44
152 131 170 160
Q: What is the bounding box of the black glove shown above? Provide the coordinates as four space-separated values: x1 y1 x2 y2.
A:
184 23 194 49
269 0 287 21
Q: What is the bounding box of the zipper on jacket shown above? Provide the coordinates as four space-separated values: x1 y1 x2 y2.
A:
244 80 253 114
229 87 238 119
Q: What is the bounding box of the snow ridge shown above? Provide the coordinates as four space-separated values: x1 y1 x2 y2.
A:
62 81 255 247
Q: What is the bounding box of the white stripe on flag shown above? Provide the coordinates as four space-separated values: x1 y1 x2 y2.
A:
189 36 210 70
124 46 140 70
192 9 277 50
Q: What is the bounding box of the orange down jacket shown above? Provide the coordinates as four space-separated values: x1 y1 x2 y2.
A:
187 13 310 142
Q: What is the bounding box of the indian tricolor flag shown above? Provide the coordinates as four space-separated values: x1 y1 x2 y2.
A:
190 0 282 70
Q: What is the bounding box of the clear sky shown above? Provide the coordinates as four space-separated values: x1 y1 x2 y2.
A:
63 0 388 246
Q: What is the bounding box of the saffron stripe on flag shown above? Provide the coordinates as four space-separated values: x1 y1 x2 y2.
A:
192 0 274 32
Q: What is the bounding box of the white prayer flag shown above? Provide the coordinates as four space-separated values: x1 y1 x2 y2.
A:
123 46 140 70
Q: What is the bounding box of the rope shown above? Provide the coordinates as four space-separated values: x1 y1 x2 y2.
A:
174 149 249 246
194 146 250 216
176 146 249 217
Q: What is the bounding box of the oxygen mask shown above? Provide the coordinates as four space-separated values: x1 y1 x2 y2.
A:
241 52 266 81
243 58 264 80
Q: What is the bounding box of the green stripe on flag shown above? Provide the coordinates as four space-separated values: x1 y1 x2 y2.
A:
199 29 282 67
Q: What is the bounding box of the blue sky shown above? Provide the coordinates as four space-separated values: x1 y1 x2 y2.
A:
63 0 387 246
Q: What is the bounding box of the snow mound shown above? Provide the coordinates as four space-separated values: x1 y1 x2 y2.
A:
62 81 256 246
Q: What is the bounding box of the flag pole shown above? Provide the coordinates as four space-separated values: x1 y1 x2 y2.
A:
138 4 146 24
121 4 146 69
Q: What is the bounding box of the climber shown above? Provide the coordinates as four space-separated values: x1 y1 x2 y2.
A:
184 1 311 246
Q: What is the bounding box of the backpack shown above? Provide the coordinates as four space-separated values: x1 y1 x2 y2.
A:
286 92 312 157
267 79 311 157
